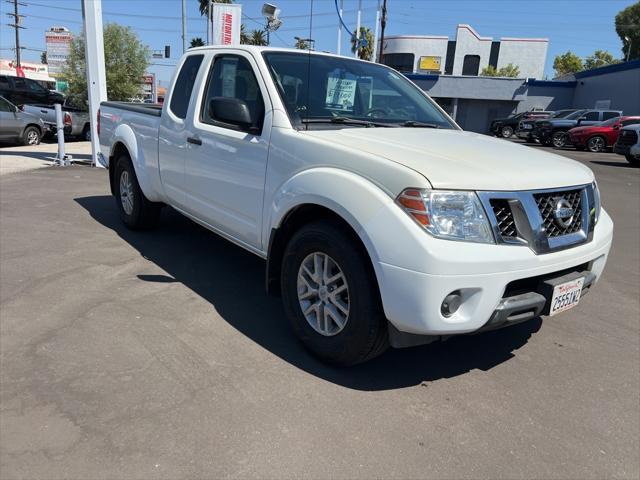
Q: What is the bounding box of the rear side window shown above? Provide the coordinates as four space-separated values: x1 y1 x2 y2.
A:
170 54 204 119
602 111 619 120
0 76 9 87
583 111 599 121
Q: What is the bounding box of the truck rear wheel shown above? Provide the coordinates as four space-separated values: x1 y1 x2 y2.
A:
114 155 161 229
281 221 388 366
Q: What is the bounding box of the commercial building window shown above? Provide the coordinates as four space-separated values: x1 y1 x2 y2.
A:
382 53 415 73
169 54 204 119
462 55 480 76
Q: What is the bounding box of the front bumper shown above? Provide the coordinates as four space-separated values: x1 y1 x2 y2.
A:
376 210 613 336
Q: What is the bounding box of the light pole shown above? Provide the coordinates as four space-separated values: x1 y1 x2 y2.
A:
262 3 282 45
625 36 632 62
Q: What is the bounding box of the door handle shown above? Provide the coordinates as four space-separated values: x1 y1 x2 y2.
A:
187 137 202 146
40 110 48 114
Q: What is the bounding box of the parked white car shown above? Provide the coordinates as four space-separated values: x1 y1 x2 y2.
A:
99 46 613 365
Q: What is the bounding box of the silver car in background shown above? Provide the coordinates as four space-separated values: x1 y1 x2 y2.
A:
0 95 48 145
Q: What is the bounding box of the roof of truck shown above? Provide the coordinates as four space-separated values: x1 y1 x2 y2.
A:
186 45 356 61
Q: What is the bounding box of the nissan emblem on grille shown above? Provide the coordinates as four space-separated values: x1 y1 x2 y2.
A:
553 198 575 228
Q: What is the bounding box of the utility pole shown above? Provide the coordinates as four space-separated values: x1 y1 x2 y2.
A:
181 0 187 53
336 0 343 55
377 0 387 63
354 0 361 58
7 0 26 67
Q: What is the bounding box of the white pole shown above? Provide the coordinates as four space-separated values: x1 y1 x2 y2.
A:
182 0 187 53
372 1 380 63
354 0 361 58
336 0 343 55
54 103 67 166
81 0 107 168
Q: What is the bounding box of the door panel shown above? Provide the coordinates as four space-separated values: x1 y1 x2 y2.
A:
184 53 271 250
158 53 206 208
0 98 20 140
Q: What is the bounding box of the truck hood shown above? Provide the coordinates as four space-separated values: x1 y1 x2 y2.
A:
303 128 594 191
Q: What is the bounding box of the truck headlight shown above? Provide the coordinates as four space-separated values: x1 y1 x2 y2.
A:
397 189 495 244
592 181 601 224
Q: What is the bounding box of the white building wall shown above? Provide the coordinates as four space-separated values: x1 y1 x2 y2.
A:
452 24 492 76
497 39 548 79
383 36 448 73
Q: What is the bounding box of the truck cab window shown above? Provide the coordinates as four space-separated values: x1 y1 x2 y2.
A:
201 55 265 133
169 54 204 119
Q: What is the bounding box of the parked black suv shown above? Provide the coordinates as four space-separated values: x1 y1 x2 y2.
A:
532 109 622 148
516 109 580 142
490 110 552 138
0 75 64 106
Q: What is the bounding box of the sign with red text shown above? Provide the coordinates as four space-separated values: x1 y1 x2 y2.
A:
211 3 241 46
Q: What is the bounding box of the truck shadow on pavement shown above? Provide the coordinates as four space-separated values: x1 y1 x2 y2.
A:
76 195 542 391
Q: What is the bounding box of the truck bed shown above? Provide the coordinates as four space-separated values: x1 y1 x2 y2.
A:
101 101 162 117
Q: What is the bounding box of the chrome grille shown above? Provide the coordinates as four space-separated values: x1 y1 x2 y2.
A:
490 199 517 238
534 189 583 238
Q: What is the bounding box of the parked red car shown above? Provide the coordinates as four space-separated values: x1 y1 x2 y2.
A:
568 116 640 152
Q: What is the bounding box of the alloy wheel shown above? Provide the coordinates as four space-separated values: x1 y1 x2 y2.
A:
26 130 39 145
552 132 567 148
587 136 605 152
119 170 134 215
297 252 350 336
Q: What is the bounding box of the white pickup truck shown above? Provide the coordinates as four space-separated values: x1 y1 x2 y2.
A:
99 46 613 365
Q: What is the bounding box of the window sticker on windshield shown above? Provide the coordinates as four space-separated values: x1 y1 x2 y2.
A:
325 76 357 111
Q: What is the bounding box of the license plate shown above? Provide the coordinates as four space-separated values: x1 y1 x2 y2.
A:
549 277 584 316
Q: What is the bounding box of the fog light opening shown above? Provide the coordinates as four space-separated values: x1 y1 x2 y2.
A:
441 291 462 317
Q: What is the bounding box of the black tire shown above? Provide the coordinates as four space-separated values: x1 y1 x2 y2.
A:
22 125 41 146
626 154 640 167
500 125 514 138
113 155 161 229
551 131 567 148
281 220 388 366
82 125 91 141
586 135 606 153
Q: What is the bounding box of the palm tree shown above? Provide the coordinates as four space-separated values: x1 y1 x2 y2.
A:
189 37 205 48
248 29 268 46
351 27 375 61
198 0 232 17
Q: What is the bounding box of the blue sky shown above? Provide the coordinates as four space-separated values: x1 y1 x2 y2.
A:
0 0 633 85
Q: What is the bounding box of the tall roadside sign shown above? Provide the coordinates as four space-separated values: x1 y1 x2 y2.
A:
45 27 73 75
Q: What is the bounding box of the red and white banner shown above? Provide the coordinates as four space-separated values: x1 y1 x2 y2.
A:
210 3 241 46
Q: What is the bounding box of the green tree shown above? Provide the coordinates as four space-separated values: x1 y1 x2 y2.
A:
62 23 149 108
615 2 640 61
497 63 520 78
247 29 268 46
351 27 375 61
584 50 619 70
189 37 205 48
481 63 520 77
295 37 309 50
553 51 583 77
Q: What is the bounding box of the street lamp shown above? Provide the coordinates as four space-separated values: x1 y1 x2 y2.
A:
262 3 282 45
624 35 632 62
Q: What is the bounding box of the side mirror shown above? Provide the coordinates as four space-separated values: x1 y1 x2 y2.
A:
612 124 620 129
577 116 587 124
208 97 253 130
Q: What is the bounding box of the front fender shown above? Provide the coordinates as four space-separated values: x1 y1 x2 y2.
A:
109 124 162 202
268 166 428 275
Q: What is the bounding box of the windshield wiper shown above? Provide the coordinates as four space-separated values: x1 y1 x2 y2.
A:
301 116 395 128
401 121 441 128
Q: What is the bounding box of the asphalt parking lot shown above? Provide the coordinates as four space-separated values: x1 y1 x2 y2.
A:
1 142 638 479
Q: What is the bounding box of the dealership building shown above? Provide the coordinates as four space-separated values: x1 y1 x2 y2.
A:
405 60 640 133
382 24 548 79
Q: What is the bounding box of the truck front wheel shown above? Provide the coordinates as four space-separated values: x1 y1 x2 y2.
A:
281 221 388 366
114 155 161 229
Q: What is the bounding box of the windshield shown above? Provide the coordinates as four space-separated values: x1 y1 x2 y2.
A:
564 110 587 120
262 52 455 129
552 110 575 118
598 116 621 126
